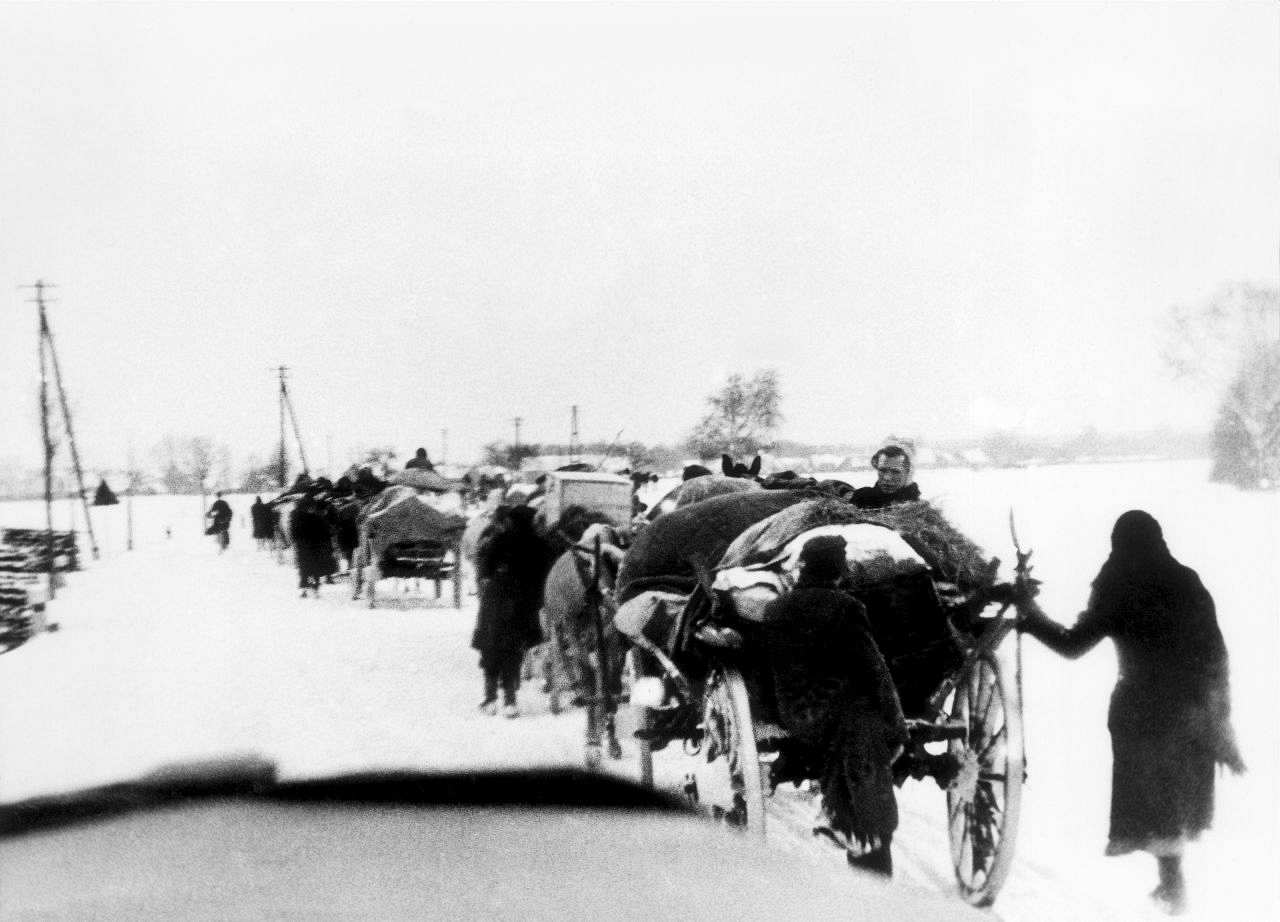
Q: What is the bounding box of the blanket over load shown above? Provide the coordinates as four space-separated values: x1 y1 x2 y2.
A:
715 497 997 716
613 490 809 665
363 492 467 566
616 489 810 603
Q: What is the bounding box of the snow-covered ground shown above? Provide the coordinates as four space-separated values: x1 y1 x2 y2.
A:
2 460 1277 920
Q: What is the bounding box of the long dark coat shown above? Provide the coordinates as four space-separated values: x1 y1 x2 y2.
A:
289 499 338 581
331 499 361 562
250 500 274 540
1021 510 1239 856
471 510 552 671
207 499 232 533
761 581 909 849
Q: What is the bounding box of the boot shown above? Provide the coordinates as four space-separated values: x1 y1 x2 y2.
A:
847 840 893 878
1151 857 1187 915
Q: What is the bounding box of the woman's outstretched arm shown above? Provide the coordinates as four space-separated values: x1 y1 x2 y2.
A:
1017 596 1110 659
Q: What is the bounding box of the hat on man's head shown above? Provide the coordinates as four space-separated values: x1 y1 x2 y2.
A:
798 535 849 581
682 464 712 481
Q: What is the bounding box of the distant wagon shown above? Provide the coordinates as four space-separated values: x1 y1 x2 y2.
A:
350 476 468 609
536 470 634 533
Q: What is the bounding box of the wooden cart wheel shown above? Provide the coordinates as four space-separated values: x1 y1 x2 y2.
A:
693 666 766 838
946 650 1024 907
622 650 656 788
636 711 655 789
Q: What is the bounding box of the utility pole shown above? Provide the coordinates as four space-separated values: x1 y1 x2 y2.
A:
273 365 310 485
275 366 288 486
441 428 448 465
126 439 136 551
34 285 56 599
23 279 99 568
570 405 579 463
277 365 289 488
513 417 522 469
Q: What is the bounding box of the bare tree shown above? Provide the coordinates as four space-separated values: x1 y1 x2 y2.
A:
1163 282 1280 488
481 441 539 471
685 369 783 459
153 435 190 494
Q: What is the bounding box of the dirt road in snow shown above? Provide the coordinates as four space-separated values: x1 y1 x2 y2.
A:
3 462 1276 920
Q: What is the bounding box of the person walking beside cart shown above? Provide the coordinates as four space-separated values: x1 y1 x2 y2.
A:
205 492 233 552
289 487 338 598
761 535 909 877
471 505 552 718
1017 510 1245 916
250 496 273 550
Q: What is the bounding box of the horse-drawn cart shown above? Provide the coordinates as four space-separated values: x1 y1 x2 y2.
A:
613 489 1029 907
350 485 467 609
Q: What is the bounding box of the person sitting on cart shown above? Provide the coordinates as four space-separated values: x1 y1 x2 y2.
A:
851 445 920 508
761 535 909 876
404 447 436 472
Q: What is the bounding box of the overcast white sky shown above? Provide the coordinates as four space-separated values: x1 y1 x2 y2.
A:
2 2 1277 474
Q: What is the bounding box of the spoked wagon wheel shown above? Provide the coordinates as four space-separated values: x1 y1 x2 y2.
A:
688 666 766 838
622 649 655 788
945 650 1024 907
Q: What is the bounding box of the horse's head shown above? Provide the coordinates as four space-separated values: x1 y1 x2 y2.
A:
721 454 763 481
575 522 626 604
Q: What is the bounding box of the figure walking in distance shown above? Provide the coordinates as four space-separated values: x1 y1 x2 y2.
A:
1018 510 1245 916
205 492 233 552
250 496 273 550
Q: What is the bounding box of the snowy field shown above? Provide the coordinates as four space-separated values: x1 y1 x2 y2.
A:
2 460 1277 921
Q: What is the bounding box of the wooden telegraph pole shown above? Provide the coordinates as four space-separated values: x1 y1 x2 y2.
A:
275 365 310 486
22 280 100 596
34 286 56 598
570 405 579 463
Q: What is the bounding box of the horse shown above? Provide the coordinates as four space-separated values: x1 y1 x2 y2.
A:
538 522 627 767
721 453 763 480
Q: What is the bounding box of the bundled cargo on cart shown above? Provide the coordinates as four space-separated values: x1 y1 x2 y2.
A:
613 484 1032 907
349 484 468 608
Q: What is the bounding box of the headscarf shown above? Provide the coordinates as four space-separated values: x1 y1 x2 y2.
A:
1108 509 1170 564
1091 509 1184 606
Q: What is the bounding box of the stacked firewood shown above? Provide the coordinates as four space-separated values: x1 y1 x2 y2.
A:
0 529 71 654
0 528 79 573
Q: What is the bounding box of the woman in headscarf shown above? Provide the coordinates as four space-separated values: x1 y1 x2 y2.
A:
250 496 274 549
471 505 553 718
1018 510 1245 915
289 488 338 598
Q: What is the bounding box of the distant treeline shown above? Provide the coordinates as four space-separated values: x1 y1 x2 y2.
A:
0 428 1211 501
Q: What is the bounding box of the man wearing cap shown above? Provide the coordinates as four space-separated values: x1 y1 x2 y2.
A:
851 445 920 508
